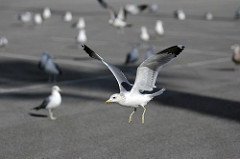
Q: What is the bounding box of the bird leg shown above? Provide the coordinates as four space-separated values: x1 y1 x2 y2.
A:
142 107 146 124
48 109 56 120
129 108 137 123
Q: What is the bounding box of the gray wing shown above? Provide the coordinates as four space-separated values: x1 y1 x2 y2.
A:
117 7 127 21
33 97 50 110
130 45 185 94
82 44 132 92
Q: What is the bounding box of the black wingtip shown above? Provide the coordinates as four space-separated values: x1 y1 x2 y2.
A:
81 44 102 61
158 45 185 56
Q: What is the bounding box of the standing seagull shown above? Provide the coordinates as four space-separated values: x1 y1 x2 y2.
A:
63 11 73 22
125 44 139 65
33 86 62 120
42 7 51 20
231 44 240 71
76 29 87 44
72 17 85 30
17 12 32 23
82 44 184 124
0 37 8 48
140 26 150 43
44 56 62 82
174 9 186 20
34 13 43 25
155 20 164 36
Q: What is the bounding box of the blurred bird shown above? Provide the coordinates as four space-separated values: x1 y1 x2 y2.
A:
235 8 240 19
42 7 51 20
140 26 150 42
145 45 154 59
231 44 240 71
72 17 85 30
125 44 139 65
149 4 158 12
97 0 108 9
0 37 8 48
33 85 62 120
76 29 87 44
17 12 32 23
174 9 186 20
124 4 148 15
204 12 213 20
34 13 43 25
155 20 164 36
82 44 184 123
38 52 50 70
63 11 73 22
44 56 62 82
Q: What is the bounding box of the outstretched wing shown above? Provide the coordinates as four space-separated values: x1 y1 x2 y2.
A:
97 0 108 9
117 7 127 21
82 44 132 92
130 45 185 94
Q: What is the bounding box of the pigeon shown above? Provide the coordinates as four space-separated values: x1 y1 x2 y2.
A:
231 44 240 71
44 56 62 82
42 7 51 20
145 45 154 59
33 85 62 120
174 9 186 20
125 44 139 65
34 13 43 25
0 37 8 48
155 20 164 36
72 17 85 30
76 29 87 44
17 12 32 23
63 11 73 22
38 52 50 70
140 26 150 42
82 44 184 123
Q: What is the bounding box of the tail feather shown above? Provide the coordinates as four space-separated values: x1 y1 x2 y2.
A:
33 106 42 110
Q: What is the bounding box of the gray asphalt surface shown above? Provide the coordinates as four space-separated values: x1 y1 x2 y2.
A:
0 0 240 158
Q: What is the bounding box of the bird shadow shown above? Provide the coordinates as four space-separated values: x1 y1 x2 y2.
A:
28 112 48 118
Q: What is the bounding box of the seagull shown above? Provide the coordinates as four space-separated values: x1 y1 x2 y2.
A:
33 85 62 120
76 29 87 44
34 13 43 25
204 12 213 20
0 37 8 48
38 51 50 70
81 44 184 124
174 9 186 20
140 26 150 42
17 12 32 23
145 45 154 59
44 56 62 82
63 11 73 22
125 44 139 65
42 7 51 20
231 44 240 71
155 20 164 36
72 17 85 30
124 4 148 15
235 8 240 19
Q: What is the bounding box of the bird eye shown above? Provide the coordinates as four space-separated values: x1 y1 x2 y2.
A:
113 97 116 99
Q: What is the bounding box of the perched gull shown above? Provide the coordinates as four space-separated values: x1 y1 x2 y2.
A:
33 85 62 120
155 20 164 36
125 44 139 65
231 44 240 71
72 17 85 30
38 51 50 70
124 4 148 15
34 13 43 25
82 44 184 123
42 7 51 20
174 9 186 20
0 37 8 48
17 12 32 23
63 11 73 22
140 26 150 42
44 56 62 82
76 29 87 44
145 45 154 59
235 8 240 19
204 12 213 20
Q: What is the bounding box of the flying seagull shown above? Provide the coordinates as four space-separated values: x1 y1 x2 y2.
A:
33 85 62 120
82 44 184 124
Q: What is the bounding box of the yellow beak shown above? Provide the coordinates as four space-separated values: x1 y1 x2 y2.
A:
105 99 112 104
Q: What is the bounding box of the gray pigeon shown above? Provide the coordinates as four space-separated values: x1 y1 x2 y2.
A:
125 44 139 65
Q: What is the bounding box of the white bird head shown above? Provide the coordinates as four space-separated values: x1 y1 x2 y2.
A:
52 85 61 92
105 93 122 103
